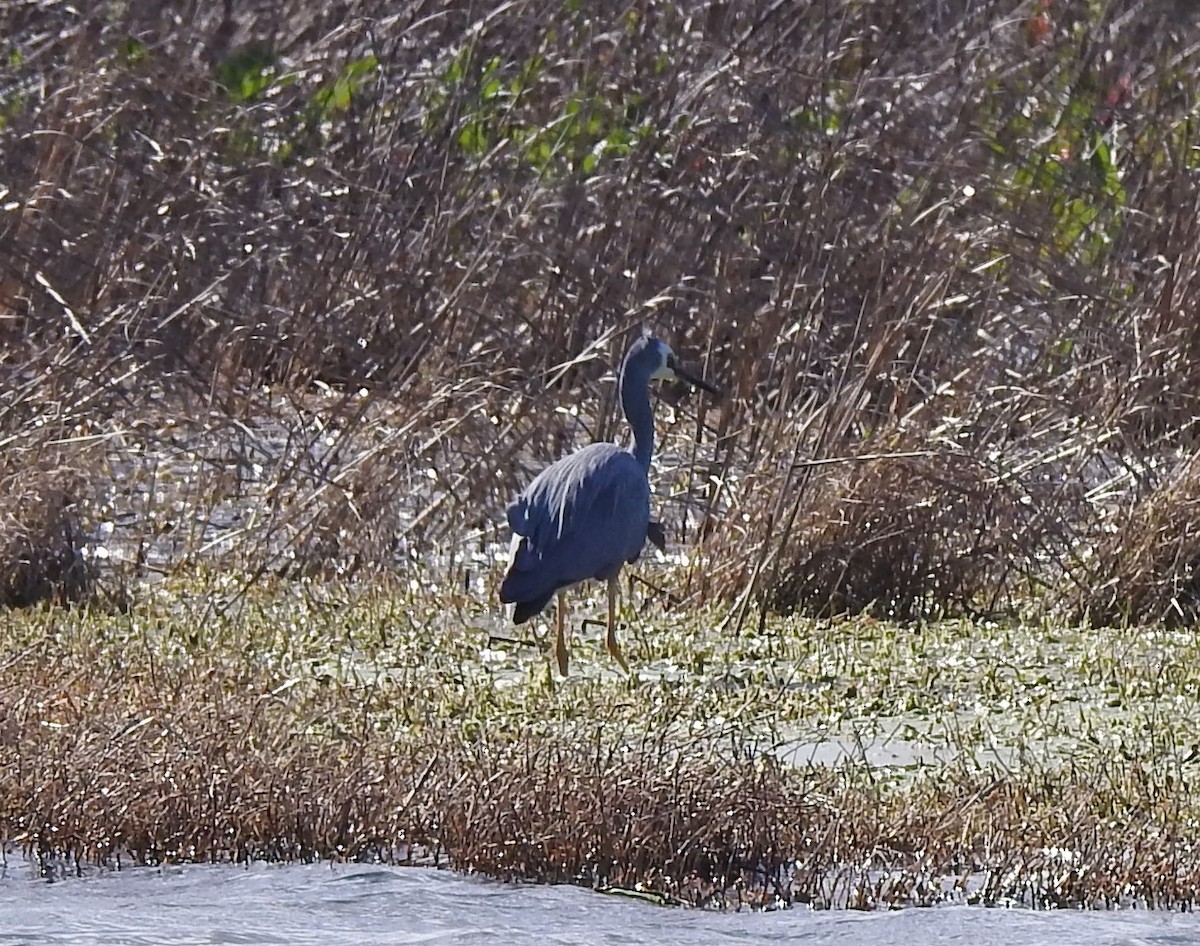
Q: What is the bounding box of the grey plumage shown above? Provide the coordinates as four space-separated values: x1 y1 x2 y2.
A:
499 335 716 675
502 442 650 621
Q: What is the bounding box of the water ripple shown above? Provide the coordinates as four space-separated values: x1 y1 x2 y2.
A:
1 860 1197 946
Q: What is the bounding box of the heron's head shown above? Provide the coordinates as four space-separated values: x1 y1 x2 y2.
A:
630 336 720 395
648 339 677 382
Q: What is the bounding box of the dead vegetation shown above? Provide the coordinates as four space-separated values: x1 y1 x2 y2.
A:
5 0 1200 902
1080 453 1200 627
3 619 1199 910
0 463 91 607
2 1 1200 621
764 449 1051 620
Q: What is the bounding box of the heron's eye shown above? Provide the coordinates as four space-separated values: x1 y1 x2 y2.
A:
666 355 677 372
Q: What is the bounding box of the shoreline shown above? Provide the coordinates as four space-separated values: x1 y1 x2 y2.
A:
2 576 1197 911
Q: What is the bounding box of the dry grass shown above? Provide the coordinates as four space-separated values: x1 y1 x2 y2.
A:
4 583 1200 909
763 448 1047 620
1078 452 1200 626
2 1 1200 621
0 463 91 607
5 0 1200 907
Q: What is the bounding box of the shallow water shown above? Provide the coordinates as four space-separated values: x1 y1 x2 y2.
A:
2 861 1198 946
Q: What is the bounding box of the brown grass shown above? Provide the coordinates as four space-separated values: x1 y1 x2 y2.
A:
4 646 1198 909
0 463 91 607
762 448 1050 620
4 0 1200 901
3 1 1200 621
1078 452 1200 626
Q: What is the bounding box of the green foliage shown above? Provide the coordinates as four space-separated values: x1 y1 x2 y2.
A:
961 2 1141 266
987 76 1127 264
217 44 279 104
310 54 379 118
424 41 652 178
212 50 379 162
119 37 148 67
521 86 653 176
0 95 20 130
0 44 25 128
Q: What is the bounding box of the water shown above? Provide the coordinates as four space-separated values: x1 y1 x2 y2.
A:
2 861 1198 946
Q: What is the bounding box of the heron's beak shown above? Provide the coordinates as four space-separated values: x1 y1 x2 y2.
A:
669 357 720 396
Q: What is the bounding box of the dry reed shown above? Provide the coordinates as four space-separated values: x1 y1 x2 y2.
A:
4 0 1200 904
2 1 1199 621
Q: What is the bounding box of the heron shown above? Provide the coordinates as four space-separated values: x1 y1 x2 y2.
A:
499 335 718 676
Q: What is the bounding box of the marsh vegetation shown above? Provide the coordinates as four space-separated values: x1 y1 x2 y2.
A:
3 0 1200 910
5 577 1200 909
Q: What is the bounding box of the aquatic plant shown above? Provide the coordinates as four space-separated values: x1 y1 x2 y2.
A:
2 578 1200 909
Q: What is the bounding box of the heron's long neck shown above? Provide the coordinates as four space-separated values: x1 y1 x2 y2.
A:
621 372 654 471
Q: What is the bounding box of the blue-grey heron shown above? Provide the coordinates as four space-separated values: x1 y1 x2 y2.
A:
499 335 718 675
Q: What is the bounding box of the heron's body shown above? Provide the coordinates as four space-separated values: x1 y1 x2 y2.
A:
501 442 651 622
499 335 715 675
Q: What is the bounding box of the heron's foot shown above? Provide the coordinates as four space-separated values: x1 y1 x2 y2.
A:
605 629 631 676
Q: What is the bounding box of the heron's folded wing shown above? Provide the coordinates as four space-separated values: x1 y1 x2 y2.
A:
503 444 651 596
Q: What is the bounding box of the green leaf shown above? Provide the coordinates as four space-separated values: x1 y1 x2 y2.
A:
120 38 147 66
217 45 277 104
458 121 489 155
310 55 379 120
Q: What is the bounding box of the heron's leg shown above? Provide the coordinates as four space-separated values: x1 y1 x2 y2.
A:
605 576 630 675
554 591 570 677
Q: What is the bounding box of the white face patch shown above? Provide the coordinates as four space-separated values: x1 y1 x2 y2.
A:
650 340 676 381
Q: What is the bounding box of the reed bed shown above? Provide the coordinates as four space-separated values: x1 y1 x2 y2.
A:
4 0 1200 908
0 0 1198 621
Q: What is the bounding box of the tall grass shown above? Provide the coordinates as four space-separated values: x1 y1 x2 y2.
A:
2 0 1199 623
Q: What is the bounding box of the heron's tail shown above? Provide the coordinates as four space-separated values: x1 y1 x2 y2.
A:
500 538 558 623
500 567 556 623
510 590 555 624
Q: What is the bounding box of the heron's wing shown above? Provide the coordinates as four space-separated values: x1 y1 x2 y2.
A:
646 520 667 551
501 443 650 604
